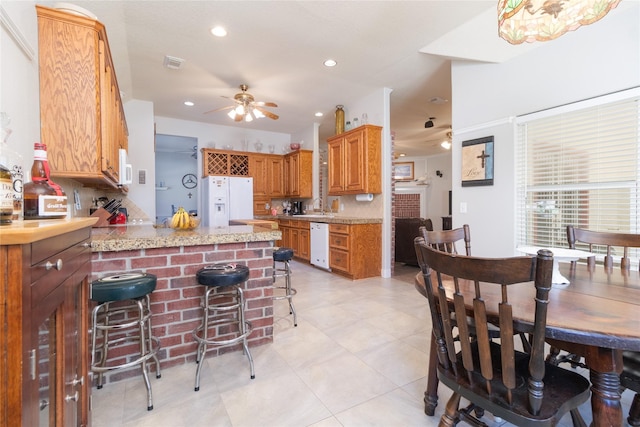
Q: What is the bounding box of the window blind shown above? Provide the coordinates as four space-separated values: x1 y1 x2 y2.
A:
515 88 640 266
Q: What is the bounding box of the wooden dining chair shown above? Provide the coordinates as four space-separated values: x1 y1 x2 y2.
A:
567 225 640 270
415 240 591 426
564 226 640 425
417 225 472 416
417 225 530 417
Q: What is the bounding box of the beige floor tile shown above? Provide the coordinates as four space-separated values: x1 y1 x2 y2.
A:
334 388 427 426
295 352 397 413
220 372 331 427
358 340 429 387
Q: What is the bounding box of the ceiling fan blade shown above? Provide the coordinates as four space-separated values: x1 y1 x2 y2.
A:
254 101 278 108
203 105 234 114
255 106 279 120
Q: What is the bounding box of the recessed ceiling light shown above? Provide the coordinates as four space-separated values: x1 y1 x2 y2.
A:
441 141 451 150
210 26 227 37
323 59 337 67
398 153 406 157
315 112 323 117
184 101 194 107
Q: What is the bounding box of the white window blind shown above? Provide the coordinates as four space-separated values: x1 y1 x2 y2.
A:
515 88 640 266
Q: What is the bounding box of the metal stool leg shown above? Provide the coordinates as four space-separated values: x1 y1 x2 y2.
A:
284 260 297 326
273 259 298 327
237 287 255 379
194 285 254 392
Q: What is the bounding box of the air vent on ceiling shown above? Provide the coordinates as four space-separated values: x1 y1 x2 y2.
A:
163 55 185 70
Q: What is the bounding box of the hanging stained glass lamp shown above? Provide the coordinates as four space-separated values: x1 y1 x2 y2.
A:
498 0 621 45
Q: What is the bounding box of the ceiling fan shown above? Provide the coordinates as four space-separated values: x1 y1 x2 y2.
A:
204 84 279 122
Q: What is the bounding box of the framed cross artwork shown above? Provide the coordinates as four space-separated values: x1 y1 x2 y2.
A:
461 136 494 187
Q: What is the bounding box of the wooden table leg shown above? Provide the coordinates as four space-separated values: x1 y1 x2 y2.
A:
424 331 439 416
583 346 624 427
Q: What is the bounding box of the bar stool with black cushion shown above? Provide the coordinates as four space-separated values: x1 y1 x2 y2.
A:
193 263 255 391
90 272 162 411
272 247 297 326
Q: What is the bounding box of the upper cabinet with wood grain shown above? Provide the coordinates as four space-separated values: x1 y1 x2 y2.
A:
327 125 382 195
284 150 312 198
36 6 128 189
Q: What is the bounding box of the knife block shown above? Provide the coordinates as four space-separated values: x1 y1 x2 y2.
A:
90 207 113 227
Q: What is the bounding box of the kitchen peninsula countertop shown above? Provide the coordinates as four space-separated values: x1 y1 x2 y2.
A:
256 215 382 225
91 223 281 252
0 218 98 245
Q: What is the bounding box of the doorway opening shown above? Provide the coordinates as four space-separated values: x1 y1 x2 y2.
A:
155 134 198 224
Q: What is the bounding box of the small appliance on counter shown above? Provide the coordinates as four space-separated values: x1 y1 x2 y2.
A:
292 201 304 215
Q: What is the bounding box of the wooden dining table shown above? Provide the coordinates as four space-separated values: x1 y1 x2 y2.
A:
415 260 640 427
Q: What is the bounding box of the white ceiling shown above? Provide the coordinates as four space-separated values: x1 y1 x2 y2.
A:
42 1 537 157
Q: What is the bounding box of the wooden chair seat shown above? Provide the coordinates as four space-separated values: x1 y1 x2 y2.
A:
439 341 590 426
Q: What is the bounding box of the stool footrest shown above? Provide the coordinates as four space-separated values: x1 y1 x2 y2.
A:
91 336 161 373
192 321 253 347
273 286 297 301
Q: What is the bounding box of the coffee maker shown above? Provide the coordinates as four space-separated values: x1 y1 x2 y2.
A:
292 201 304 215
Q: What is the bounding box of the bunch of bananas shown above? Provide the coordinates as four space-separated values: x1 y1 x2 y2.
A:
170 207 197 229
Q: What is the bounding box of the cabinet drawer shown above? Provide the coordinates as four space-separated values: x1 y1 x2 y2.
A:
330 248 350 273
329 232 350 251
279 219 291 227
289 220 301 228
329 223 349 234
30 232 92 306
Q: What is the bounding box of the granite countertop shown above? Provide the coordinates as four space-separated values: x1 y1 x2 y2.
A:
255 215 382 225
91 224 281 252
0 218 98 245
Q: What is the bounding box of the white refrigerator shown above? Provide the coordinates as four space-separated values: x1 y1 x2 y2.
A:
202 176 254 227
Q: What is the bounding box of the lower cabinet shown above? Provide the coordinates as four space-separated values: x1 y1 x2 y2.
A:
329 223 381 279
277 219 310 261
1 226 92 426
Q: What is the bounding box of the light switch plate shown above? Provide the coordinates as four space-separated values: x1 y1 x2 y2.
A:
138 169 146 184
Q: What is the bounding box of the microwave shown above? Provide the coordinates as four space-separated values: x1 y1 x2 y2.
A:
118 148 133 185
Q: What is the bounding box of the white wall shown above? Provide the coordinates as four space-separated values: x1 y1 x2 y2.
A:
123 99 156 219
1 1 41 172
451 3 640 257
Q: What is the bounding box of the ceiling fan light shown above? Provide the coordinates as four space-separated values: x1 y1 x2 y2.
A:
254 109 265 119
228 110 236 119
441 141 451 150
244 112 253 122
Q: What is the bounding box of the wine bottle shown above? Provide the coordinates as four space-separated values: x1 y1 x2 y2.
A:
23 143 67 219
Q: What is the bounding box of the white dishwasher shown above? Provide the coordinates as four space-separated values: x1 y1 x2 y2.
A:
310 222 330 270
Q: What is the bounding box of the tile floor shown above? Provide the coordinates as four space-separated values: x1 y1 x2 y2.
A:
91 261 634 426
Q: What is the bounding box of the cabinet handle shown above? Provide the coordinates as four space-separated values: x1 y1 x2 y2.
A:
45 259 63 271
65 391 79 403
39 400 49 411
81 242 91 248
68 375 84 387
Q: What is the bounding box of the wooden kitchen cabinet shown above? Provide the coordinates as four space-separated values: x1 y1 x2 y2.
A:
37 6 128 190
284 150 312 198
329 222 381 279
327 125 382 195
249 154 284 198
1 222 94 427
202 149 250 177
277 219 310 261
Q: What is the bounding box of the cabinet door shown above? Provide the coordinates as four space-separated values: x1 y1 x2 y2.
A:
327 140 345 194
344 131 366 193
64 271 89 427
250 155 268 196
298 229 310 261
27 282 65 427
268 157 285 197
290 228 300 254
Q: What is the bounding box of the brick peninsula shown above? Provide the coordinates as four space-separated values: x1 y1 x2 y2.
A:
90 223 281 382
